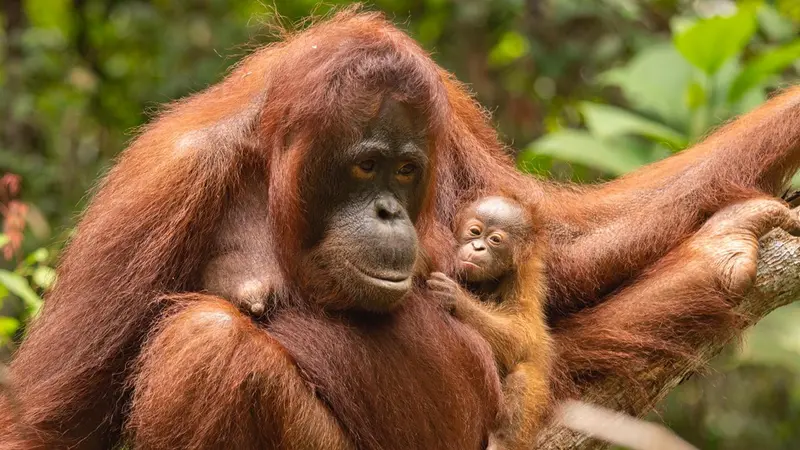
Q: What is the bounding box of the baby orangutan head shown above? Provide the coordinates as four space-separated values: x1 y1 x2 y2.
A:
454 196 533 283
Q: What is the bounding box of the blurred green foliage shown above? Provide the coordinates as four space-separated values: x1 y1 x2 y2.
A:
1 0 799 448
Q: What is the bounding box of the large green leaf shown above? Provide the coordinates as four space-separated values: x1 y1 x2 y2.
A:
673 8 758 75
0 270 42 310
729 40 800 102
522 130 648 176
600 43 694 131
580 102 688 149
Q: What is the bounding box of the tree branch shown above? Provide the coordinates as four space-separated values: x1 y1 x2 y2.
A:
538 227 800 449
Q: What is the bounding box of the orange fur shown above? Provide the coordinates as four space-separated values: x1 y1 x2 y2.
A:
445 197 553 449
1 7 800 448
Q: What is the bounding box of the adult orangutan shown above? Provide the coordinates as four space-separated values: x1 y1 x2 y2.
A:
2 7 800 450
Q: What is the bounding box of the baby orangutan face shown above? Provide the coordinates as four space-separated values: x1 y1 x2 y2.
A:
455 196 531 283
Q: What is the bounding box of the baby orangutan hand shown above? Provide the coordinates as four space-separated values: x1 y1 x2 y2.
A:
426 271 463 314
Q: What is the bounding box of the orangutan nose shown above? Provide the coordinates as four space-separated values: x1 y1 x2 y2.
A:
471 240 486 252
375 196 403 221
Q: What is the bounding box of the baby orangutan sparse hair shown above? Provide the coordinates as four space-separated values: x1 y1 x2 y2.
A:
427 195 552 450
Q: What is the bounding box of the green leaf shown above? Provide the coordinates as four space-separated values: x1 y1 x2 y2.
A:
599 43 694 131
32 266 56 290
488 31 529 67
791 171 800 189
25 248 49 266
523 130 649 176
0 317 21 338
580 102 688 149
728 40 800 102
0 270 42 310
673 8 758 75
685 80 707 110
758 5 796 41
0 234 8 248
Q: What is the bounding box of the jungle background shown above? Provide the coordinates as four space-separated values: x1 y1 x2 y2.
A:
2 0 800 448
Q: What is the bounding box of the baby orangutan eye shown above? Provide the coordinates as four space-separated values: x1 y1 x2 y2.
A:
488 234 503 245
469 226 482 236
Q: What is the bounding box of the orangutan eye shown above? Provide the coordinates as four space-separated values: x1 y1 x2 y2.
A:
469 226 482 236
397 163 417 176
352 159 377 180
396 163 418 183
488 234 503 245
359 160 376 172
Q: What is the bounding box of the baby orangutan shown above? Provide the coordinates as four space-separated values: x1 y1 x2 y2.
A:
427 195 552 450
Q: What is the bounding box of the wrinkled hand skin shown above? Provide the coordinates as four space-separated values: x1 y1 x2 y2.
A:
426 272 463 314
691 198 800 295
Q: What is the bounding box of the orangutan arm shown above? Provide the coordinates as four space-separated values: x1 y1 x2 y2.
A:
546 198 800 411
540 87 800 312
127 295 352 450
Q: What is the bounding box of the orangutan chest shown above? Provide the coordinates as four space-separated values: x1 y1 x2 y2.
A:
267 297 502 450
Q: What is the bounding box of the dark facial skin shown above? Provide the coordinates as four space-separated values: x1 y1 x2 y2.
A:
456 197 530 283
302 98 429 312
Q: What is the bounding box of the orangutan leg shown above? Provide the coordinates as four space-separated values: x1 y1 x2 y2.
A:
126 294 352 450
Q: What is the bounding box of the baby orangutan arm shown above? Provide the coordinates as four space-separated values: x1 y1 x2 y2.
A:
428 271 553 450
427 272 524 374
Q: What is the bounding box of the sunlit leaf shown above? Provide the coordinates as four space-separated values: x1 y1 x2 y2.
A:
32 266 56 290
729 40 800 102
24 248 49 266
600 43 694 131
791 171 800 189
758 5 796 41
0 235 8 248
0 270 42 310
673 8 757 75
580 102 688 149
522 130 649 176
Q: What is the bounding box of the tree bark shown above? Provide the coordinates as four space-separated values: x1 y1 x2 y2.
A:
538 227 800 449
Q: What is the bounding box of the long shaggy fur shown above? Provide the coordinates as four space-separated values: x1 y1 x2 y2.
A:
2 6 800 448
